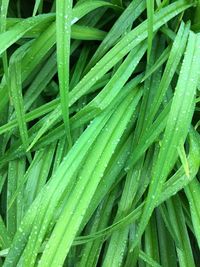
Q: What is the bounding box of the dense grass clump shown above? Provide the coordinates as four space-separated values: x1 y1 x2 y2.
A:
0 0 200 266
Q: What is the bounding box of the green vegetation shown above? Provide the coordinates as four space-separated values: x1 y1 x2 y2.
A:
0 0 200 266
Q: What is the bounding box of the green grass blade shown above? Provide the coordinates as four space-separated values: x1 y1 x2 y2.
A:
146 0 154 62
9 56 29 151
56 0 73 147
185 177 200 248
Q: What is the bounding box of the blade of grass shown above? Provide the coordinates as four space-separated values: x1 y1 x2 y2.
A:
9 53 29 152
33 0 42 16
56 0 73 147
185 178 200 248
146 0 154 62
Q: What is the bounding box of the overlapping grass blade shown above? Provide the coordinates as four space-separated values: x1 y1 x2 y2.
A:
131 30 200 250
26 0 192 150
1 1 200 266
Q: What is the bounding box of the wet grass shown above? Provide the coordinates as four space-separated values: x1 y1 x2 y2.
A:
0 0 200 266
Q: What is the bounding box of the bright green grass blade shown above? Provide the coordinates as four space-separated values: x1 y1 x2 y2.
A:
25 0 192 150
124 244 140 267
33 0 42 16
5 17 52 37
6 20 106 40
0 0 9 33
132 21 189 147
100 136 154 266
56 0 73 147
80 128 200 245
178 143 190 177
0 248 9 257
0 14 55 56
0 75 168 173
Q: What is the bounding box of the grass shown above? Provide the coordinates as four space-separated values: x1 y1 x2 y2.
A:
0 0 200 266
